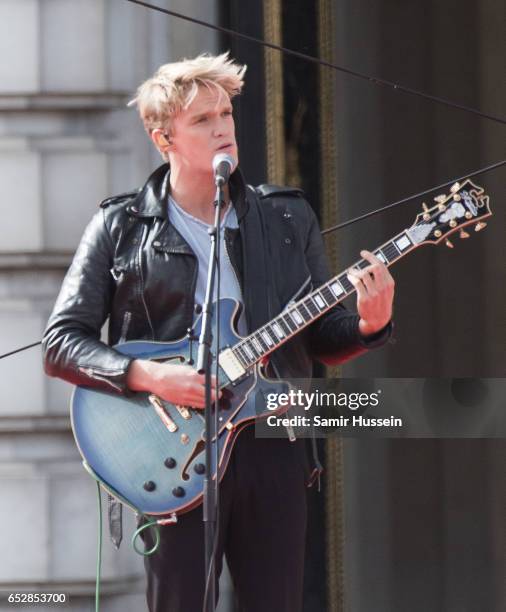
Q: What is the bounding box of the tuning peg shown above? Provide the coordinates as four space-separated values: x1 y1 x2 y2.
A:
422 202 429 212
459 229 470 239
434 194 446 204
449 182 461 194
475 222 487 232
445 239 454 249
422 202 430 220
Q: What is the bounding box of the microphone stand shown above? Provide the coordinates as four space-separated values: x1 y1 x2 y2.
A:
197 175 226 612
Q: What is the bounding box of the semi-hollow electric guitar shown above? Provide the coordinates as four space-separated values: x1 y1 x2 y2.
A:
71 179 492 519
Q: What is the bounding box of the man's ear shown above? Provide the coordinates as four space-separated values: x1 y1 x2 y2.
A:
151 128 172 151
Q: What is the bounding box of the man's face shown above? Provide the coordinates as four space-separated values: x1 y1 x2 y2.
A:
168 86 238 174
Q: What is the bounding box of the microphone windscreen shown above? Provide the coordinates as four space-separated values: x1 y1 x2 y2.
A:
212 153 236 174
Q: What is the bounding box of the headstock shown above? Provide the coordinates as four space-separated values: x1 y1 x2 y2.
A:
406 180 492 248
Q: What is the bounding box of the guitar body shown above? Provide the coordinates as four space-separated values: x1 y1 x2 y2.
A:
71 179 492 517
71 298 290 517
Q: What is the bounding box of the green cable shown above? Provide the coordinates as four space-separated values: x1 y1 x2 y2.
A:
132 517 161 556
94 482 160 612
95 481 102 612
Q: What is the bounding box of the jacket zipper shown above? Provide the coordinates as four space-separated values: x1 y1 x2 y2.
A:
119 311 132 344
223 231 242 297
77 366 124 392
137 223 155 340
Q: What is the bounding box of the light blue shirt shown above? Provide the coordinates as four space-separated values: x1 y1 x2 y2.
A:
168 195 247 335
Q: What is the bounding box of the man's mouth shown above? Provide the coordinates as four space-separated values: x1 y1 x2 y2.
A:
216 143 233 151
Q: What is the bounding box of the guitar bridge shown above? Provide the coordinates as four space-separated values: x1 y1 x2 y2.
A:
148 394 178 432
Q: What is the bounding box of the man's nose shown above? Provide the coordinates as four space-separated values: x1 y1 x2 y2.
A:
212 116 229 138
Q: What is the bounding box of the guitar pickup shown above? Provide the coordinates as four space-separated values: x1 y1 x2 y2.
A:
148 394 178 432
218 348 246 382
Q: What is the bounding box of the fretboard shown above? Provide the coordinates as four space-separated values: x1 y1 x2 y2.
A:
230 228 416 368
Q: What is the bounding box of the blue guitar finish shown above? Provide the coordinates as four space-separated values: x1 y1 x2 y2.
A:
71 180 493 516
71 299 290 517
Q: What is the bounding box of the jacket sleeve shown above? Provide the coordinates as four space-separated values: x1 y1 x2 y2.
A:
302 201 392 366
42 209 134 394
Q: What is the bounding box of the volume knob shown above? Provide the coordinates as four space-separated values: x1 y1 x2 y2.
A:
172 486 185 498
143 481 156 492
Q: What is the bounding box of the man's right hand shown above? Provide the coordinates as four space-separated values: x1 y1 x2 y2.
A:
126 360 221 408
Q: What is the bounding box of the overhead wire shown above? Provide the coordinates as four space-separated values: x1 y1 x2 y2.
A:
125 0 506 126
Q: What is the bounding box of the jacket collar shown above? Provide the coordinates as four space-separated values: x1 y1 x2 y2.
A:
127 163 250 221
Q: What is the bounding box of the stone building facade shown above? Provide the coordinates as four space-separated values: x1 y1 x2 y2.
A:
0 1 234 610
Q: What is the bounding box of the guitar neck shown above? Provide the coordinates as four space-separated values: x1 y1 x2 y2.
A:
231 228 416 368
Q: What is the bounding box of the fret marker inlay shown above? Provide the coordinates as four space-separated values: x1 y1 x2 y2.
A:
243 344 254 359
291 310 303 324
261 331 273 346
330 281 344 296
376 251 387 264
314 295 325 309
272 323 285 338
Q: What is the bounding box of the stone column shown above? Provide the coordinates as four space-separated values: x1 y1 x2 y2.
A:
0 1 223 610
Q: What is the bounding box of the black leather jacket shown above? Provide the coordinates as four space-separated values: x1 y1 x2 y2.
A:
42 163 390 393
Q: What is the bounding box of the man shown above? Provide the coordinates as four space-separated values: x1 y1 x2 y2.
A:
42 53 394 612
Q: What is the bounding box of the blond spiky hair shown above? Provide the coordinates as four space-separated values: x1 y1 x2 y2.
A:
129 52 247 134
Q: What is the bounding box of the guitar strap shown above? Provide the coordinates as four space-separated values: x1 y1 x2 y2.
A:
108 493 123 549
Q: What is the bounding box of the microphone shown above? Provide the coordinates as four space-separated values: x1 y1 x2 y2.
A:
212 153 236 186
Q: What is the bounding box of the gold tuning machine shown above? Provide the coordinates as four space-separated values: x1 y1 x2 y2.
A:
445 239 454 249
475 222 487 232
422 202 430 221
422 203 429 212
459 229 470 239
449 182 461 194
434 194 446 204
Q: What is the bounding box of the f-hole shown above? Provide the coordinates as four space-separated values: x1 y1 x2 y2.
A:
181 439 206 481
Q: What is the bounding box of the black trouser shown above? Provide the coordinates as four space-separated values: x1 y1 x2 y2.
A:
141 425 308 612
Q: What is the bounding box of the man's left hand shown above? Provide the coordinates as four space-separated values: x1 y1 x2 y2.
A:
346 250 395 337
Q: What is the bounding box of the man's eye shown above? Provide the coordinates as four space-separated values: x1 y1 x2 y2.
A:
197 116 208 123
222 110 232 116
